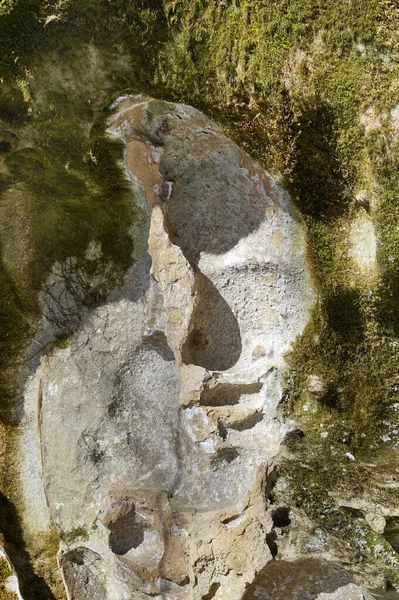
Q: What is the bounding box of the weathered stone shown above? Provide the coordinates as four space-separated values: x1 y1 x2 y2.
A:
59 548 107 600
365 512 386 535
348 211 378 281
307 374 327 399
317 583 376 600
21 97 315 599
241 559 371 600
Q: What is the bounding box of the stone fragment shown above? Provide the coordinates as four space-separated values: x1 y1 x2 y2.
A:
365 512 386 534
308 374 327 399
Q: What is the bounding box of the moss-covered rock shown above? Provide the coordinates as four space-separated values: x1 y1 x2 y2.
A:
1 0 399 595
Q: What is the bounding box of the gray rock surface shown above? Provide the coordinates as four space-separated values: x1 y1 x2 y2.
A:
241 559 375 600
21 97 317 598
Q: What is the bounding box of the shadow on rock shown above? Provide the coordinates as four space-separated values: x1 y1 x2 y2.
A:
242 559 353 600
164 142 269 263
0 493 57 600
182 270 242 371
283 94 352 223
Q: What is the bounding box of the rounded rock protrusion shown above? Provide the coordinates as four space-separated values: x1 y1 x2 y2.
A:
307 375 327 400
59 547 107 600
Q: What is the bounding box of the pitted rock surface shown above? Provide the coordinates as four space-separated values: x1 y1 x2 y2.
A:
22 97 316 599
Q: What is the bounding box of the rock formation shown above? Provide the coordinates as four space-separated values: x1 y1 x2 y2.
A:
19 97 320 599
1 1 399 597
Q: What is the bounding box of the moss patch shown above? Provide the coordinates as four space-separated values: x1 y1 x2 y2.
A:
0 557 12 582
273 448 399 588
0 556 17 600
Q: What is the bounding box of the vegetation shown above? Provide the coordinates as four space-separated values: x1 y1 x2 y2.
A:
274 452 399 589
0 556 16 600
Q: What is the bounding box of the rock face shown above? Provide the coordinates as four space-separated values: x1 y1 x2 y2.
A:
241 559 375 600
22 97 316 598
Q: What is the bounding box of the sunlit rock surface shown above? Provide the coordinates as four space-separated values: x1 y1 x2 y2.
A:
21 97 317 599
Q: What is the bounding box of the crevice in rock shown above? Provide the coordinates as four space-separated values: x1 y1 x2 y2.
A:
266 530 278 558
265 466 279 504
221 513 242 525
199 382 262 407
384 517 399 553
181 270 241 371
217 419 228 440
201 582 221 600
265 506 291 561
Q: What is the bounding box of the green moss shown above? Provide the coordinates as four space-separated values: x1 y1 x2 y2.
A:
60 526 89 545
3 429 63 599
275 455 399 587
0 587 17 600
0 558 12 581
0 559 17 600
28 531 64 599
53 334 70 349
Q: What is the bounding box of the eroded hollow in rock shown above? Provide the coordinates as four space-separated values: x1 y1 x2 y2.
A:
266 530 278 558
200 382 262 407
142 329 175 362
265 466 279 504
163 147 267 265
272 507 291 528
108 505 147 555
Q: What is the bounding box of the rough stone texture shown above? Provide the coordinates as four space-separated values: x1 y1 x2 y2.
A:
317 584 375 600
21 97 316 598
241 559 376 600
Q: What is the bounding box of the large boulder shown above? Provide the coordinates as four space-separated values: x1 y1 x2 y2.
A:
22 97 315 599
